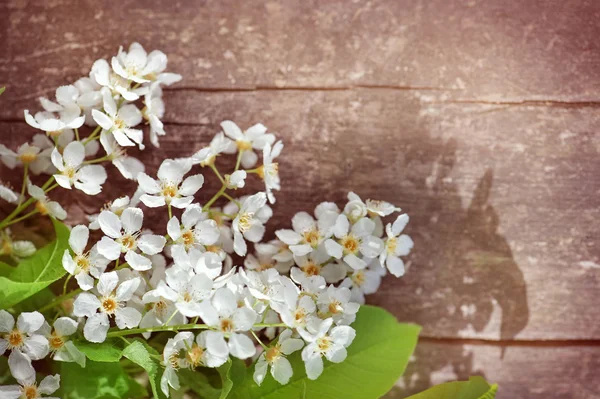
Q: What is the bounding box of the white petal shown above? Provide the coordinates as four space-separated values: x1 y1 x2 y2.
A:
23 335 49 360
116 277 141 301
121 207 143 233
97 271 119 296
204 330 229 357
8 350 35 386
75 272 95 291
275 229 302 245
0 310 15 332
179 174 204 196
138 234 166 255
232 307 257 331
97 237 121 260
38 374 61 395
63 141 85 167
271 357 293 385
73 293 101 317
69 225 89 254
83 313 110 343
304 355 323 380
324 239 343 259
228 333 256 359
98 211 122 238
17 311 45 334
386 256 406 277
137 173 161 194
392 214 409 235
140 194 166 208
253 356 268 386
54 317 78 336
125 251 152 271
395 235 414 257
115 307 142 329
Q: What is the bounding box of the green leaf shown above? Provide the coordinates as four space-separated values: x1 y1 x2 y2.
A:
179 369 222 399
73 338 126 363
229 305 421 399
12 288 56 313
123 340 166 399
0 219 70 309
405 376 498 399
60 360 146 399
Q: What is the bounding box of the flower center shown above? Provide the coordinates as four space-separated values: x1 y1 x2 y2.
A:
75 254 90 273
351 271 366 287
341 235 359 255
293 308 307 324
35 200 49 215
22 385 39 399
317 336 332 352
205 245 221 254
386 237 397 254
265 346 281 363
49 333 65 351
153 300 168 317
220 318 234 332
62 166 77 179
328 300 342 315
160 183 178 199
6 329 24 349
118 234 137 251
182 230 195 247
186 344 205 368
182 291 193 303
101 296 119 315
257 262 274 271
237 212 254 233
236 140 252 151
47 130 63 138
168 352 180 369
302 229 320 247
114 118 126 130
302 262 321 276
18 152 38 164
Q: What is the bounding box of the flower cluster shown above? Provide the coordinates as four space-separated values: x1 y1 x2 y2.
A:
0 43 413 397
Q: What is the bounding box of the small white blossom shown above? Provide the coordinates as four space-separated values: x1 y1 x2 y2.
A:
27 182 66 220
379 214 414 277
73 271 142 343
143 83 167 147
0 229 36 261
0 183 19 204
299 318 355 380
92 88 144 149
0 361 60 399
324 214 384 270
88 194 140 230
152 265 214 318
111 42 167 84
0 143 52 175
259 141 283 203
221 121 275 168
339 265 382 304
191 132 235 166
24 108 84 137
37 317 86 367
317 286 360 325
100 131 145 180
91 59 140 101
232 193 268 256
167 205 220 251
138 159 203 209
225 170 247 189
254 329 303 386
275 207 338 257
51 141 107 195
97 207 166 270
62 225 110 290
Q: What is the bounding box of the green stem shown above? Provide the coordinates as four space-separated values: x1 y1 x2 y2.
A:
2 209 38 227
251 330 268 350
222 192 241 207
62 274 72 296
202 185 227 212
234 150 243 171
75 128 80 141
164 309 178 326
39 288 81 313
18 164 29 206
44 183 59 193
83 126 102 145
167 203 173 220
83 155 110 165
209 164 226 185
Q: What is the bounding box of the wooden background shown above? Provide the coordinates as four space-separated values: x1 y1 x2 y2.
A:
1 1 600 397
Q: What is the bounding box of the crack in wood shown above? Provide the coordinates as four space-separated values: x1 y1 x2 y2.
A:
420 336 600 347
426 99 600 108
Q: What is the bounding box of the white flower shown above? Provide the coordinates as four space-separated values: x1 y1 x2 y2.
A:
291 246 346 284
346 191 400 219
138 159 204 209
221 121 275 168
259 141 283 203
27 182 67 220
379 214 414 277
0 229 36 260
196 287 258 360
239 268 284 304
51 141 107 195
167 205 220 251
97 207 166 270
225 170 247 189
339 266 382 304
38 85 87 121
37 317 86 367
112 42 166 84
191 132 234 166
1 360 60 399
0 183 19 204
100 131 145 180
152 265 214 318
24 108 84 136
254 329 303 386
0 310 49 374
0 143 52 175
244 245 293 275
91 59 140 101
143 84 167 147
170 246 224 281
232 193 268 256
139 289 183 338
92 88 144 149
270 278 317 329
73 271 142 343
275 207 338 257
317 286 360 326
324 214 384 270
62 225 110 290
299 318 355 380
88 194 140 230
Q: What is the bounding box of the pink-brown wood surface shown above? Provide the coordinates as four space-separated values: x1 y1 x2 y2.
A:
1 1 599 398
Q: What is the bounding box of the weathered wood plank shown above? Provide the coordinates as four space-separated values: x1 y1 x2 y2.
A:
2 0 600 121
385 339 600 398
1 89 598 340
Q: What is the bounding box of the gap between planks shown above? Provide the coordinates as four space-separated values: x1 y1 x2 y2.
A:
420 336 600 348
